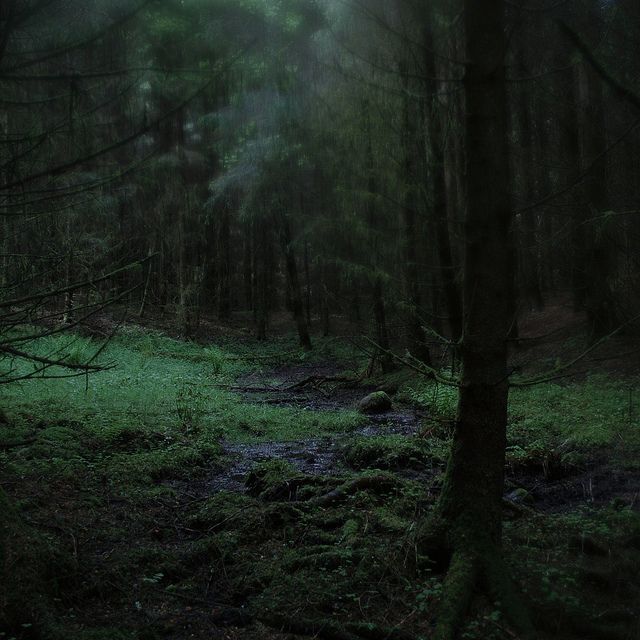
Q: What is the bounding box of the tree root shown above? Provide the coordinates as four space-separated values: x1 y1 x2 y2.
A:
311 473 400 507
434 551 479 640
417 521 535 640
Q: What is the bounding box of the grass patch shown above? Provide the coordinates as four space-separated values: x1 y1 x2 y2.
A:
1 329 639 639
397 374 640 467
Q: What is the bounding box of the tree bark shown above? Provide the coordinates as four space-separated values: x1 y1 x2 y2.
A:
422 1 534 637
399 60 432 366
513 54 544 310
278 212 312 351
217 202 232 320
577 61 617 341
372 277 394 373
421 13 463 342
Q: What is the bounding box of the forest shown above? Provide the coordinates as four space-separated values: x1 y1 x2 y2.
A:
1 0 640 639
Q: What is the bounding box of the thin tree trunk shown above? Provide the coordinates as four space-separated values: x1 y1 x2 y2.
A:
217 203 232 321
255 218 268 341
399 61 432 366
304 239 312 327
278 212 312 351
577 61 617 340
243 230 253 312
372 277 393 373
514 55 543 310
422 15 463 342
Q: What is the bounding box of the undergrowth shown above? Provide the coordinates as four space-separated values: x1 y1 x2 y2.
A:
1 329 639 639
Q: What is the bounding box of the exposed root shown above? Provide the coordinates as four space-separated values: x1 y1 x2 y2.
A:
482 553 535 639
433 550 479 640
311 473 400 507
417 519 535 640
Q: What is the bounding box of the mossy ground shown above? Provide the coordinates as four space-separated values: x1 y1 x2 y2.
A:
1 326 639 639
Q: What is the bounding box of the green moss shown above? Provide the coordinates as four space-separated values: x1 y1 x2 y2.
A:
342 434 446 470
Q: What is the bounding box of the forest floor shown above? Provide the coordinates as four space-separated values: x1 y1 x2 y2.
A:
1 303 640 640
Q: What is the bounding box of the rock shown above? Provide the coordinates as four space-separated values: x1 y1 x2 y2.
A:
506 487 535 505
357 391 392 414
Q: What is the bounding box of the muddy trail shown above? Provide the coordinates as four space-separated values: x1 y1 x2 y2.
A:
174 361 640 512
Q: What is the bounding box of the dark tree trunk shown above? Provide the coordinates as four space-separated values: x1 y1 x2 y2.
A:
513 55 544 310
577 62 617 341
304 240 312 327
363 101 393 370
399 61 432 366
243 229 253 311
563 69 588 311
442 0 512 550
421 15 463 342
278 213 312 351
255 216 269 341
372 277 394 373
217 204 232 320
421 2 534 637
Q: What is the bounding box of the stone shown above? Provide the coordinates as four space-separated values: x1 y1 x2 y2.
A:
357 391 392 414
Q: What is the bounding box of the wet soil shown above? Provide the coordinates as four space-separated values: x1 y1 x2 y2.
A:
192 362 427 493
510 461 640 512
191 361 640 513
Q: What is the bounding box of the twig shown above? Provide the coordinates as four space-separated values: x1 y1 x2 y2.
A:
361 336 460 387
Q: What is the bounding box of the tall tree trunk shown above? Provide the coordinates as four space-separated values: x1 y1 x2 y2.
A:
421 2 533 637
278 212 312 351
255 217 268 341
320 262 330 337
421 14 463 342
577 61 617 340
217 203 232 320
303 239 312 327
399 61 432 366
563 68 588 311
363 100 393 371
443 0 512 550
372 277 393 373
243 229 253 312
513 55 544 310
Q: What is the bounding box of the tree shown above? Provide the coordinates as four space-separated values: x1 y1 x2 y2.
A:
418 1 534 638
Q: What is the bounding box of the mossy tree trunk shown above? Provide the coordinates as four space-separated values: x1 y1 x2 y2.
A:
421 1 534 638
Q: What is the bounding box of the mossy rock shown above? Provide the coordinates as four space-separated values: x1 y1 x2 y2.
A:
357 391 392 414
